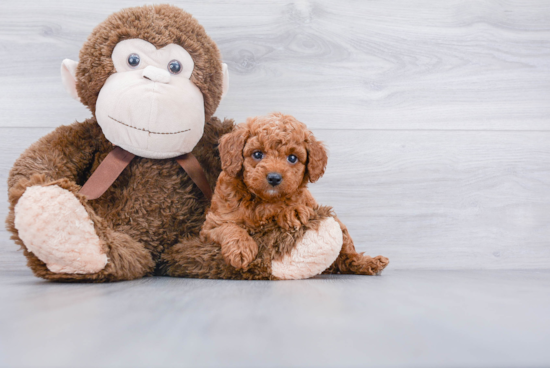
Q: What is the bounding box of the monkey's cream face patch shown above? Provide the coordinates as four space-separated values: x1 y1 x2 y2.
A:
95 39 205 159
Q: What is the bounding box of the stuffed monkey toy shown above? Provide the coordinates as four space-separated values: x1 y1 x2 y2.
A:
6 5 361 282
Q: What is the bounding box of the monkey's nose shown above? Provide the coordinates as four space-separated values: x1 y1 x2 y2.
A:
142 65 171 84
266 173 283 186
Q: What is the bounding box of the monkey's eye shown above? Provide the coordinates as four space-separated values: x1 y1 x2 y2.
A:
168 60 182 74
287 154 298 164
127 53 140 68
252 151 264 160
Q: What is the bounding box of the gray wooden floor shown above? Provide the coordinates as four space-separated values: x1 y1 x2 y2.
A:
1 268 549 368
2 1 550 367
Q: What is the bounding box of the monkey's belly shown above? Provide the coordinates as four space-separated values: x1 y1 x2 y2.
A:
89 157 214 260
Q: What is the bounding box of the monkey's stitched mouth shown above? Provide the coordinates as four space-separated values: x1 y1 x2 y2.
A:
108 116 191 135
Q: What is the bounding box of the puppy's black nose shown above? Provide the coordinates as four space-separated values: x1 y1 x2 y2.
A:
266 173 282 186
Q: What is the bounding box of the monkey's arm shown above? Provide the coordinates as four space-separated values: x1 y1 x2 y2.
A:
7 119 104 201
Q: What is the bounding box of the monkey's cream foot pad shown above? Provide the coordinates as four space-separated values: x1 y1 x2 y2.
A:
272 217 343 280
14 185 108 274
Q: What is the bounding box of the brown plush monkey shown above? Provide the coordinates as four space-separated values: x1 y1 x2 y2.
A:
6 5 355 282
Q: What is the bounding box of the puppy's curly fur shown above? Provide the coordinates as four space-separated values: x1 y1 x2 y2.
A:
200 113 390 275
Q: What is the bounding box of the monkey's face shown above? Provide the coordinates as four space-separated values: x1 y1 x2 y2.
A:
93 39 205 159
61 5 229 159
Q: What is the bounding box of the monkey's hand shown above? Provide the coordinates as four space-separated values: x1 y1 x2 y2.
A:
277 205 315 230
221 234 259 270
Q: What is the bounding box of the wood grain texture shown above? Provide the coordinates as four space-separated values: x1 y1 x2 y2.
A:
312 129 550 269
0 269 549 367
0 1 549 129
2 127 550 270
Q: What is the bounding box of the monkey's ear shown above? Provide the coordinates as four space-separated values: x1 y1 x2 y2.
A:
61 59 79 101
219 128 249 177
306 135 328 183
221 63 229 100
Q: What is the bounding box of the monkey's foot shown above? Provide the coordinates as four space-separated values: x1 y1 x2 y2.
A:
272 217 343 280
14 185 108 274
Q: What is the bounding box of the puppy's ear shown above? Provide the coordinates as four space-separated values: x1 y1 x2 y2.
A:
219 128 249 177
306 134 328 183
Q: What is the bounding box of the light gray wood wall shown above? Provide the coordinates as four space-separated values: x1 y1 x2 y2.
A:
1 0 549 270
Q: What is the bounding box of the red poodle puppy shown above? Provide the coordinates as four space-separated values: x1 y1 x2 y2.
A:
200 112 389 275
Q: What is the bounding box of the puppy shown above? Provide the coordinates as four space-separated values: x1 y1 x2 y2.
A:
200 113 389 274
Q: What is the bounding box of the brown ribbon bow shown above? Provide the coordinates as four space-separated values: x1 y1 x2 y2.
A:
79 146 213 201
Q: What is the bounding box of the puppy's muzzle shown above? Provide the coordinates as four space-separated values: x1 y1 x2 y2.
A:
266 172 282 187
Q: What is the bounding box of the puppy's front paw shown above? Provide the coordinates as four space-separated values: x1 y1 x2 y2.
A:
221 237 259 270
277 205 315 230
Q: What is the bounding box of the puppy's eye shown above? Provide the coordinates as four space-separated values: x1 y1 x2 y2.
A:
127 53 140 67
287 154 298 164
252 151 264 160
